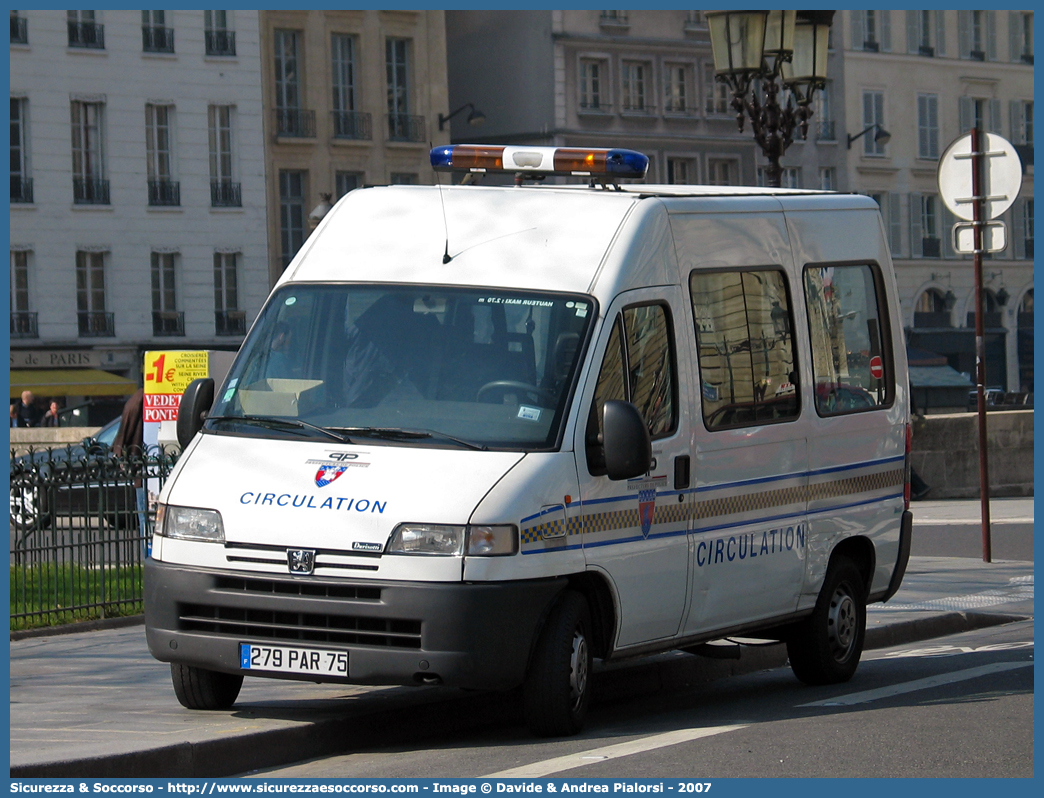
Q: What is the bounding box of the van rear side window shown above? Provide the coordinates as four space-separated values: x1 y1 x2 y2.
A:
689 269 799 430
803 263 893 416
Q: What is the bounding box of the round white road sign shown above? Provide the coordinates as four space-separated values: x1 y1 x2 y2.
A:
938 132 1023 221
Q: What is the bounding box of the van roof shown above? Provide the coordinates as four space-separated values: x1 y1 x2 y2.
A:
282 183 878 301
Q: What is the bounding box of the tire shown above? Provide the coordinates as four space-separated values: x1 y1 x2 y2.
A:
523 590 593 737
787 556 866 686
170 663 244 710
9 477 48 534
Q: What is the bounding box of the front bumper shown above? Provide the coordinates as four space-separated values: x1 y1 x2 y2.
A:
145 558 566 691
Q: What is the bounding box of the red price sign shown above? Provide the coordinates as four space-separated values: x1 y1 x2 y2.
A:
869 355 884 380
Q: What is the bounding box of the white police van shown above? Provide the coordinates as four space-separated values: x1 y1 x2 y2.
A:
146 145 913 736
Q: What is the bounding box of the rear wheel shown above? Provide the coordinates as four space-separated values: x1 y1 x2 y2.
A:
523 590 593 737
170 663 243 710
787 556 866 685
9 476 48 534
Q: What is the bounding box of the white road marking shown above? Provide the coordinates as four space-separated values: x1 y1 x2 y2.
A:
798 661 1033 707
871 575 1033 612
483 724 748 778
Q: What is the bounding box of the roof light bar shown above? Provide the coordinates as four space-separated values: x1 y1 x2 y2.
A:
430 145 648 180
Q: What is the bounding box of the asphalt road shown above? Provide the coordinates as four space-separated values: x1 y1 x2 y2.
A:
247 620 1034 779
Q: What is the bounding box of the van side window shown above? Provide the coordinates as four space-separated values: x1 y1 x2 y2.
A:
587 304 677 472
690 269 799 430
804 264 893 415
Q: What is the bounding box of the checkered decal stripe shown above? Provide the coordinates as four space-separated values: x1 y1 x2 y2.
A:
519 467 905 545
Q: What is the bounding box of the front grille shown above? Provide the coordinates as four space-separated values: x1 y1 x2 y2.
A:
223 541 382 572
214 575 381 601
178 603 422 648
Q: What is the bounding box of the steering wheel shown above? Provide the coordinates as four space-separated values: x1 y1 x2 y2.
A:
476 381 556 407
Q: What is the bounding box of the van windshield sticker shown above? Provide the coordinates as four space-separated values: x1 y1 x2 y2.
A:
478 296 556 307
517 406 541 422
284 296 297 306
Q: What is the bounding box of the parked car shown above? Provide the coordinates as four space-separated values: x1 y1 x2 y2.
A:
9 417 137 534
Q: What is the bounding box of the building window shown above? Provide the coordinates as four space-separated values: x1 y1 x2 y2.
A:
10 249 36 339
620 61 650 112
71 100 108 204
853 10 890 52
666 158 694 185
1010 100 1033 145
204 10 235 56
11 97 32 203
704 64 729 115
390 173 417 185
335 171 363 197
332 33 369 139
1014 198 1034 259
908 10 943 57
959 10 995 60
814 82 834 140
274 29 314 138
76 250 112 337
959 96 1000 134
706 158 738 186
11 10 27 44
758 166 800 188
663 63 691 113
208 104 240 207
151 251 183 336
67 10 103 49
214 251 244 336
913 194 941 258
914 288 951 328
279 170 306 267
917 93 939 159
819 167 835 190
599 11 629 29
870 192 903 257
691 269 799 429
145 104 179 206
862 90 886 156
1011 11 1033 63
142 10 173 53
579 59 608 111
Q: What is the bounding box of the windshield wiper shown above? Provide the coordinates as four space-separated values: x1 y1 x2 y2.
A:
208 415 355 444
328 426 488 451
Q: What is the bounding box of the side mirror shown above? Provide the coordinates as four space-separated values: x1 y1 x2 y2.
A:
177 378 215 449
602 400 652 481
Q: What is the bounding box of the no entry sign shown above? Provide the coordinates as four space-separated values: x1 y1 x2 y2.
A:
869 355 884 380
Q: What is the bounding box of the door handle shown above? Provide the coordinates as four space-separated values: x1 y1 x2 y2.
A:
674 455 691 490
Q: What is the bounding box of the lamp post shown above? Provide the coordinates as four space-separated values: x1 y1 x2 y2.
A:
707 9 834 187
438 102 486 132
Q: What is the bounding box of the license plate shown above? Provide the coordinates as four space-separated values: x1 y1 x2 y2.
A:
239 643 348 676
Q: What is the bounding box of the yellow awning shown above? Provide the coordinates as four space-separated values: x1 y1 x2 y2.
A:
10 369 138 397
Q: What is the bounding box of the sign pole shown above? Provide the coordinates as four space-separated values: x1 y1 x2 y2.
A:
970 127 992 562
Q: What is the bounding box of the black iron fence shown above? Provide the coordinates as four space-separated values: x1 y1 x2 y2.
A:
10 445 179 630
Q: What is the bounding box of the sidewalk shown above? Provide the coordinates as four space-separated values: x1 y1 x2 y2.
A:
10 550 1034 778
910 496 1034 560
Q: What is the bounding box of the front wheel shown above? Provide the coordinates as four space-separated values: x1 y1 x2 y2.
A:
523 590 593 737
170 663 244 710
787 556 866 685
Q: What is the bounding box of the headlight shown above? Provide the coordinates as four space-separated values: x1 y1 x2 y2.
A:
156 503 225 543
386 523 517 556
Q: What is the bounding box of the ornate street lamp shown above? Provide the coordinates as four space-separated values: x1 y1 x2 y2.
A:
707 9 835 188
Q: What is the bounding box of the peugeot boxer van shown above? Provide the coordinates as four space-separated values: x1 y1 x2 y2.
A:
146 145 913 736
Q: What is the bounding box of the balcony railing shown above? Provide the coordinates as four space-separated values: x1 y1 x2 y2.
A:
215 310 247 336
11 177 33 203
142 25 174 53
211 180 242 207
10 312 38 339
68 21 104 49
205 29 235 56
1021 52 1034 65
275 108 316 138
579 101 612 114
918 45 935 57
78 311 114 337
148 179 180 206
11 14 27 44
388 113 426 142
153 310 185 337
73 177 110 205
969 49 986 61
862 39 879 51
816 120 836 141
332 110 372 140
921 236 942 258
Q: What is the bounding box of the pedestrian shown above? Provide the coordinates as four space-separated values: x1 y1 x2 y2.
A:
13 390 42 427
112 389 150 555
41 400 62 427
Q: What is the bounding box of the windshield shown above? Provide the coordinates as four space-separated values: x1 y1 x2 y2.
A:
207 284 595 450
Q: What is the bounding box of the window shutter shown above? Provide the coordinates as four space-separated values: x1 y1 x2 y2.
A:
909 192 923 257
989 99 1002 134
917 95 928 157
958 11 971 57
959 96 972 133
935 10 946 55
1010 100 1022 143
851 11 865 51
929 95 939 158
1013 200 1026 259
1009 11 1021 62
907 10 919 53
880 10 892 51
941 205 957 258
889 192 903 257
986 11 997 60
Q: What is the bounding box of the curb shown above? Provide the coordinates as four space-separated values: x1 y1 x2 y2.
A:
10 614 145 641
12 609 1027 779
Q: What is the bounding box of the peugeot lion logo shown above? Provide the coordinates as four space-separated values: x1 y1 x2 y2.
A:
287 549 316 575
